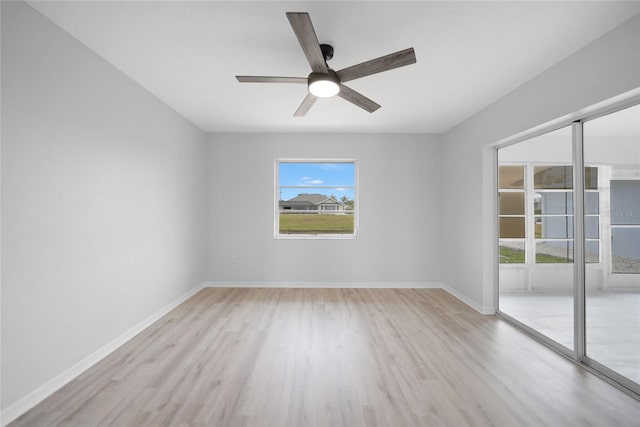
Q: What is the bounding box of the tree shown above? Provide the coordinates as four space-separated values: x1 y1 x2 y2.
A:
340 195 354 210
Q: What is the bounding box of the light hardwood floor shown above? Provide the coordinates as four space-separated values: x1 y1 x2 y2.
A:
10 288 640 426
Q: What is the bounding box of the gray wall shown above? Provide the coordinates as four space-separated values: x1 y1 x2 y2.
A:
441 14 640 311
206 133 443 285
1 1 208 410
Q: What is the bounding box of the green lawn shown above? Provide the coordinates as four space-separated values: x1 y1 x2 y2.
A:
279 214 354 234
499 246 526 263
535 253 572 263
499 245 571 264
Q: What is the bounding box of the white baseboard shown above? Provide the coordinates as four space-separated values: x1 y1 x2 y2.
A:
1 283 205 427
202 281 443 289
442 284 496 315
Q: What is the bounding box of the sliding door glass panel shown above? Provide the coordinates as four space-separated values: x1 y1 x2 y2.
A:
499 166 525 189
585 240 600 264
534 166 572 189
498 165 526 263
499 192 525 215
584 104 640 385
499 240 525 263
586 192 599 214
536 241 572 263
498 127 574 350
535 216 573 238
499 217 525 238
611 228 640 273
540 192 572 214
585 216 599 239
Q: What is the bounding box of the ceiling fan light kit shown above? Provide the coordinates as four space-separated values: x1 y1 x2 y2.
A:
308 69 340 97
236 12 416 116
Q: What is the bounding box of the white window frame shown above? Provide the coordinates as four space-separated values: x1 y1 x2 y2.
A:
498 162 601 266
498 164 527 264
274 158 359 239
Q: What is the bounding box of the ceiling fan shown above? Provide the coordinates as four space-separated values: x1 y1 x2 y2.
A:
236 12 417 116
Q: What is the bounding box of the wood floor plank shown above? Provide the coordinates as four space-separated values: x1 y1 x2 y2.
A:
9 288 640 427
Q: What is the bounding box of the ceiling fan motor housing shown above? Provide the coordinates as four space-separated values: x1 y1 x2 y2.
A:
320 44 334 62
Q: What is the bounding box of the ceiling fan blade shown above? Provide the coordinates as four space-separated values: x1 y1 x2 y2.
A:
337 48 416 83
338 84 381 113
286 12 328 74
236 76 307 84
294 93 317 117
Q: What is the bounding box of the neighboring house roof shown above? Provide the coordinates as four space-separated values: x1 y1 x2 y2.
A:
279 193 343 206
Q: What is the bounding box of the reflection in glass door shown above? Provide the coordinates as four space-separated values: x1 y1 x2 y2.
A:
498 101 640 397
498 127 575 351
584 105 640 387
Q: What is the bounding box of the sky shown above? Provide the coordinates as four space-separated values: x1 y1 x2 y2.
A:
278 162 355 201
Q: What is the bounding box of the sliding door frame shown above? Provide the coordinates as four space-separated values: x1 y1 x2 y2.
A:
572 120 586 362
494 88 640 398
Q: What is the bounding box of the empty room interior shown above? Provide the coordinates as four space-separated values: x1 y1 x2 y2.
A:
2 1 640 426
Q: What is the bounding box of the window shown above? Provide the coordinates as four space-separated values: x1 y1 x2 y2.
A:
498 163 600 264
498 165 526 263
609 180 640 274
275 160 357 238
533 165 599 263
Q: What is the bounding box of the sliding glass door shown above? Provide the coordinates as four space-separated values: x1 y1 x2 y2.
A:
497 102 640 395
498 127 575 351
583 104 640 387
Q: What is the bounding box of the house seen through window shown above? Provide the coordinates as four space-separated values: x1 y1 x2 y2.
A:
276 160 357 237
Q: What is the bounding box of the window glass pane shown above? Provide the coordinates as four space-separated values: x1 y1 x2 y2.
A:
277 161 356 236
279 189 353 211
498 126 574 351
534 166 572 189
536 241 573 263
535 192 598 215
585 167 598 190
585 215 599 239
586 192 599 214
533 166 598 190
500 217 525 238
610 180 640 225
584 104 640 386
279 162 355 188
539 192 572 214
535 216 573 239
279 212 354 235
611 228 640 273
499 165 524 189
499 192 524 215
585 240 600 264
499 240 525 264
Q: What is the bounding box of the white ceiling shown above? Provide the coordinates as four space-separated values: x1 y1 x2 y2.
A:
27 1 640 134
